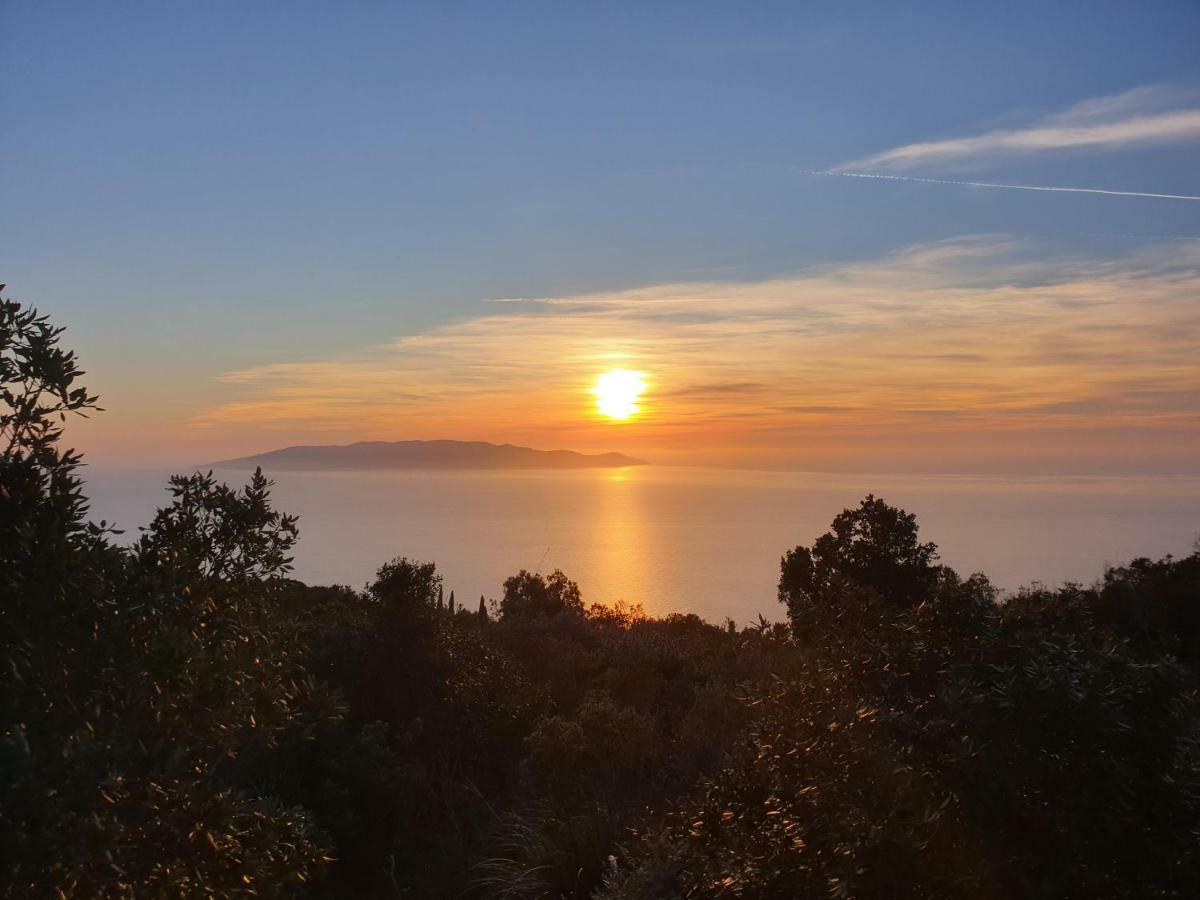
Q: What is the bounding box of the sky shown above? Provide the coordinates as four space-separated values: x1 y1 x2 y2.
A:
2 1 1199 473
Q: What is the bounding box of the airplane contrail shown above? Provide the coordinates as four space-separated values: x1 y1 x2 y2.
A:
807 169 1200 202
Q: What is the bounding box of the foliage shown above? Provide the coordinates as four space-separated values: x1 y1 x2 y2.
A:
500 568 584 619
6 293 1200 898
779 493 945 624
368 555 441 613
136 468 299 584
602 501 1200 900
0 283 103 601
1 289 332 896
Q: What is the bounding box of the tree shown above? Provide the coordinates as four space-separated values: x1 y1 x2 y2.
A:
1 284 102 599
448 589 455 614
2 286 113 888
1 290 331 895
500 569 583 619
478 595 488 620
371 557 442 613
779 495 942 629
135 468 298 585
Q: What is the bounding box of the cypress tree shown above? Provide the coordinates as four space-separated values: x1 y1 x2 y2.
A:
478 595 488 621
448 590 455 613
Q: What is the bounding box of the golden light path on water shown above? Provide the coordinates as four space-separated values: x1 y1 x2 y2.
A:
82 465 1200 624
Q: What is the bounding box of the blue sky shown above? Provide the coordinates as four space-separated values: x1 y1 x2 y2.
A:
2 2 1199 470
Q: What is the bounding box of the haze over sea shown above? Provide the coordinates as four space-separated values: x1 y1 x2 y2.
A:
85 466 1200 624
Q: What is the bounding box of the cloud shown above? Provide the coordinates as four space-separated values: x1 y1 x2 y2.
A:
807 170 1200 202
663 382 768 398
839 85 1200 172
189 236 1200 471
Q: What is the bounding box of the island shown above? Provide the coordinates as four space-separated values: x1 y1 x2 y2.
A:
209 439 647 471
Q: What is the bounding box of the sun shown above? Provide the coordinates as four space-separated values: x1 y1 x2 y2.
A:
593 369 648 421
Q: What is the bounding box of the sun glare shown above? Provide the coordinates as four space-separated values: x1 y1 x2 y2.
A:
593 369 648 420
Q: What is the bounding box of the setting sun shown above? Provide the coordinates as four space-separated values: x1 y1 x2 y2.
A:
593 369 648 420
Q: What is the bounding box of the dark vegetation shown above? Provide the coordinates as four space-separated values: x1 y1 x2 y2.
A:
4 287 1200 898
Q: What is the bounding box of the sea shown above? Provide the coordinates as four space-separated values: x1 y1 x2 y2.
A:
83 466 1200 625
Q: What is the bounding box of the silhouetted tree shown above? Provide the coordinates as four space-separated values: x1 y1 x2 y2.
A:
370 557 441 613
1 284 101 600
448 589 455 614
1098 553 1200 663
1 290 330 895
135 468 298 584
779 494 942 629
479 595 488 620
500 569 583 619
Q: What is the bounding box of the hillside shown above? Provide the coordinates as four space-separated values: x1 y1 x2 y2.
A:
211 439 647 471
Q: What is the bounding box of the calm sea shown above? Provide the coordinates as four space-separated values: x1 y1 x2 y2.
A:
84 466 1200 625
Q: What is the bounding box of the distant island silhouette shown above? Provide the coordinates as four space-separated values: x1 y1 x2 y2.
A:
210 439 648 471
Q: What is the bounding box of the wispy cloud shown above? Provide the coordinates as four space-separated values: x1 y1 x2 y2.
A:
191 237 1200 472
807 170 1200 202
839 86 1200 172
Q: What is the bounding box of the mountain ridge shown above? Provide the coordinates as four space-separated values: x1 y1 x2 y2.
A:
210 439 647 471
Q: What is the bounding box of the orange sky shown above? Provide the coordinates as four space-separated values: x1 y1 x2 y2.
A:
73 236 1200 475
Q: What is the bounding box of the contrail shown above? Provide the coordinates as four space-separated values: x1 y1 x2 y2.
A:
807 169 1200 202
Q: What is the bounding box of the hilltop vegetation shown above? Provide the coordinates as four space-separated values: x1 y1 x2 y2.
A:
4 288 1200 898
